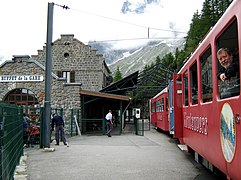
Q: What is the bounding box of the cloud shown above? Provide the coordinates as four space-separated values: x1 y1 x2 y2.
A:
0 0 204 62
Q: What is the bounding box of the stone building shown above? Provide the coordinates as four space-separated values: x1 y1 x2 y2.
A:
0 34 112 122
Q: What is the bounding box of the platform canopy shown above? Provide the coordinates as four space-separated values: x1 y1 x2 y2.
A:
100 71 138 95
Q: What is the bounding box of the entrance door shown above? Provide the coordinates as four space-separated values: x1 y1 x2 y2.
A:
4 88 40 119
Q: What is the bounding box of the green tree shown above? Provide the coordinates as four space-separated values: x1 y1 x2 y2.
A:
130 0 234 117
175 0 233 71
162 53 175 69
113 66 123 82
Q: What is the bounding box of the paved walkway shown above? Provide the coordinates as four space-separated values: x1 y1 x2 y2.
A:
15 127 219 180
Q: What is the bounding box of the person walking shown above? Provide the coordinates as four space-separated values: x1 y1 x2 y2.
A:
105 110 113 137
51 113 69 147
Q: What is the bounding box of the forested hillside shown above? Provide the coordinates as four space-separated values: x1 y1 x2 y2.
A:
131 0 234 113
161 0 233 71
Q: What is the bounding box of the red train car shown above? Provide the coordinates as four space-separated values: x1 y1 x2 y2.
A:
150 0 241 178
150 87 169 131
174 0 241 179
150 96 157 127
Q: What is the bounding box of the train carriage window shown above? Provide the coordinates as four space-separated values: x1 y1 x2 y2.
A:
216 18 240 99
156 100 161 112
201 47 213 103
151 102 156 112
184 71 188 106
190 61 198 104
165 97 168 111
160 98 164 112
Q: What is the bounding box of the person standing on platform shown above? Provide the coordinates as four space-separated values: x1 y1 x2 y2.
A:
51 113 69 147
22 113 28 146
105 110 113 137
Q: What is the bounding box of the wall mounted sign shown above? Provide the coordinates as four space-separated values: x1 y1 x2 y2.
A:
0 75 44 82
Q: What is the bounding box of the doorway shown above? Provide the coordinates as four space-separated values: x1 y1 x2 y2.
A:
4 88 40 120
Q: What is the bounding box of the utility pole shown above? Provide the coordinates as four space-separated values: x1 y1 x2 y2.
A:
43 2 54 148
148 27 149 39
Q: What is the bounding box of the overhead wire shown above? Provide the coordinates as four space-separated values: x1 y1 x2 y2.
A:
86 36 184 43
70 7 187 34
54 3 188 44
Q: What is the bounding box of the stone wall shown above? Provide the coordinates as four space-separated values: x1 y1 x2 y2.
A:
33 34 109 91
0 34 111 133
0 56 81 131
0 57 81 102
0 58 46 102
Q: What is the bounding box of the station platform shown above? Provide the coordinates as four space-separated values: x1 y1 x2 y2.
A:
15 126 219 180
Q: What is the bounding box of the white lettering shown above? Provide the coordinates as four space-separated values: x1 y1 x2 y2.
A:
184 112 208 135
0 75 44 82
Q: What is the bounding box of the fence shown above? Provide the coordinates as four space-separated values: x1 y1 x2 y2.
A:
81 118 106 135
0 102 23 180
40 108 78 147
70 109 81 137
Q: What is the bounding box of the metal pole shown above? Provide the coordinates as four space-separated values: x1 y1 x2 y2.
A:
119 101 122 135
43 2 54 148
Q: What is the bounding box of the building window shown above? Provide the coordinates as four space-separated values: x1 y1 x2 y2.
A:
57 71 75 83
64 52 69 58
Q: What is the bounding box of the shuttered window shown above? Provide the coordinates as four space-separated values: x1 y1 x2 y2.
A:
57 71 75 83
70 71 75 83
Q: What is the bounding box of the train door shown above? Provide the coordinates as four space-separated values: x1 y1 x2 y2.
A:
172 74 183 141
150 98 157 127
168 80 174 134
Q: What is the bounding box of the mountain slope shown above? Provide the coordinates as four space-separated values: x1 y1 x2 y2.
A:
108 39 185 77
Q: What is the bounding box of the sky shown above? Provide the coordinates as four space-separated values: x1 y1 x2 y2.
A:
0 0 204 62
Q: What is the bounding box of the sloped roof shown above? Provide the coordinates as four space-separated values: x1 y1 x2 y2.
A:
100 71 138 95
80 90 130 101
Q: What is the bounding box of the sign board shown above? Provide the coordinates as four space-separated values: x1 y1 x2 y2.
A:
0 75 44 82
133 108 141 119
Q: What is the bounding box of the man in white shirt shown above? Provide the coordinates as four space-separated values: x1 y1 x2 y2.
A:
105 110 113 137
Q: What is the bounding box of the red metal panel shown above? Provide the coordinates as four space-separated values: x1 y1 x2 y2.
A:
173 74 183 139
224 101 241 179
150 98 157 127
177 0 241 178
156 92 169 131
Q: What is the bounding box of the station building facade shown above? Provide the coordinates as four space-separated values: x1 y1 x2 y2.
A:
0 34 113 124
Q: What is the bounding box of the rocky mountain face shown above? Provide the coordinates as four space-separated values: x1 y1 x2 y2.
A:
88 0 185 77
89 38 185 77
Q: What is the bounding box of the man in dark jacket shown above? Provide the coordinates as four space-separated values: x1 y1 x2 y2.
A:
217 48 239 98
217 48 239 81
51 113 68 146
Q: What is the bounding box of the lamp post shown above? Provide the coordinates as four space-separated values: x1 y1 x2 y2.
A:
43 2 54 149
